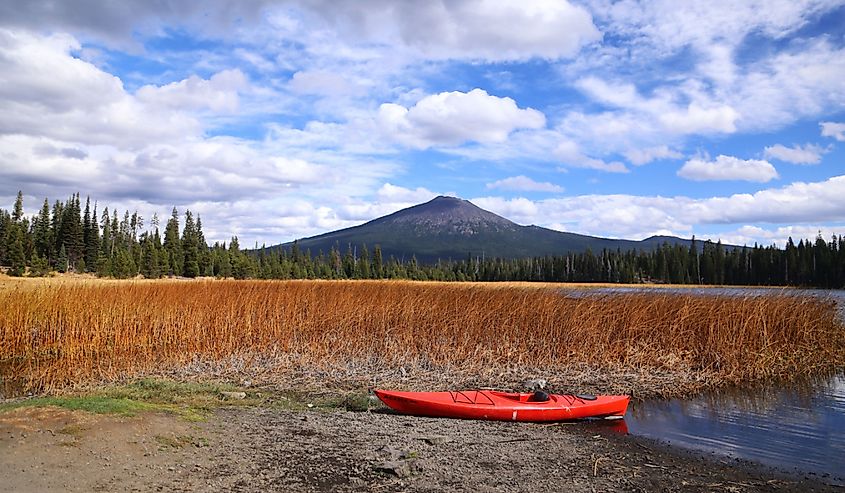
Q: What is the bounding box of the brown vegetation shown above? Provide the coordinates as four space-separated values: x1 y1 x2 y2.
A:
1 279 843 397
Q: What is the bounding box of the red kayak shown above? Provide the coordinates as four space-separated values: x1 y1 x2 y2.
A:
374 389 629 422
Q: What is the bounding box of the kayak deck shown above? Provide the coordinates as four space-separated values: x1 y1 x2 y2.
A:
374 389 629 422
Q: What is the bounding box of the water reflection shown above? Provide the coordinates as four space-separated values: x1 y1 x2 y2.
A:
626 373 845 483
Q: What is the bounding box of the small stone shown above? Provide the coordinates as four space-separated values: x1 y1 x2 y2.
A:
374 460 420 478
306 403 314 408
220 391 246 400
421 435 451 446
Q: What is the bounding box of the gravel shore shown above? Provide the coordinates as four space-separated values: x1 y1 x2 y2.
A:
1 404 836 492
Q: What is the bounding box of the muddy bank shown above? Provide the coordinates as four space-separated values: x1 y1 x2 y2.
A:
1 404 836 493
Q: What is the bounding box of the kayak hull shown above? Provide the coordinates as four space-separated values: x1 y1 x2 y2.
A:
374 389 629 422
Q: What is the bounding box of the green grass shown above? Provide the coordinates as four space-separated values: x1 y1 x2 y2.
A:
0 379 263 420
0 378 373 420
0 395 159 416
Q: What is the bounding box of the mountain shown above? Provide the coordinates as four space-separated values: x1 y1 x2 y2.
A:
272 196 693 262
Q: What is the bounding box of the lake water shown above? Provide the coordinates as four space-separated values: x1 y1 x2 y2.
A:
625 373 845 484
570 287 845 483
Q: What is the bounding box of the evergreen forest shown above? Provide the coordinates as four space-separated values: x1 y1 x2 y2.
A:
1 191 844 288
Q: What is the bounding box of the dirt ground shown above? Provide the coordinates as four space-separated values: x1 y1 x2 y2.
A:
0 405 837 493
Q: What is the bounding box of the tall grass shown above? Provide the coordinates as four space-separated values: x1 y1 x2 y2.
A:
1 280 843 395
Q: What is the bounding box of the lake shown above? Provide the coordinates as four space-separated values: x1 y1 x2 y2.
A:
625 373 845 484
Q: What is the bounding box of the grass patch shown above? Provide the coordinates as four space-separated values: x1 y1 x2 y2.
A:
0 378 264 420
0 395 159 416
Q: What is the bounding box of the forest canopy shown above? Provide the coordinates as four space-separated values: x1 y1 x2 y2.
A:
1 191 843 288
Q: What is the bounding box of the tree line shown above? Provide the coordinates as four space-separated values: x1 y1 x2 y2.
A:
1 191 843 288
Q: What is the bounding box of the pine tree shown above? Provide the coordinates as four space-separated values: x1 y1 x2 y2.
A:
11 191 23 223
51 199 63 257
163 207 183 276
6 224 26 276
182 210 200 277
60 194 84 269
57 244 68 273
85 203 100 271
99 207 112 257
196 216 211 276
34 198 52 260
30 254 49 276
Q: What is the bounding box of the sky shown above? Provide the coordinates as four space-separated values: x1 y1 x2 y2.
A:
1 0 844 248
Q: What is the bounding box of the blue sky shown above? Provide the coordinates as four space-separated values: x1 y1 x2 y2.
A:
1 1 844 247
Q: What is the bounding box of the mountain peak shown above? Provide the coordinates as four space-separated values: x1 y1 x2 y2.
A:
276 196 693 263
369 196 516 232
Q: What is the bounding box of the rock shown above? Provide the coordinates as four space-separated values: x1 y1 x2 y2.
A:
378 446 408 461
373 460 421 478
420 435 451 446
220 391 246 400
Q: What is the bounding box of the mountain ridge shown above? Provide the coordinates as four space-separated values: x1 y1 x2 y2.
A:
270 196 694 262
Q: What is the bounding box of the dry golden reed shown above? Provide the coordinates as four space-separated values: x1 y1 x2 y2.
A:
1 280 843 394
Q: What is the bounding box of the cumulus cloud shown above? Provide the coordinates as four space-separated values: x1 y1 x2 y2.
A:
378 89 546 148
0 1 273 50
288 70 367 97
136 69 248 113
763 143 827 165
555 140 627 173
624 145 683 166
0 0 602 62
300 0 601 61
0 29 200 148
376 183 438 203
473 175 845 241
678 155 778 182
716 224 845 248
659 103 739 134
575 77 740 136
486 176 563 193
820 121 845 141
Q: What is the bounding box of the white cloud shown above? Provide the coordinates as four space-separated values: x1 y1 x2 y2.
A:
376 183 438 203
554 140 628 173
472 175 845 240
378 89 546 148
486 176 563 193
730 41 845 132
136 69 248 113
763 143 827 165
678 155 778 182
624 145 683 165
1 1 602 62
471 196 539 224
820 121 845 141
300 0 601 62
575 77 740 135
0 29 200 148
659 103 739 134
287 70 367 97
715 224 845 248
595 0 838 58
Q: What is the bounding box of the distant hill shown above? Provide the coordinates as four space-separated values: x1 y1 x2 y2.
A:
268 196 694 263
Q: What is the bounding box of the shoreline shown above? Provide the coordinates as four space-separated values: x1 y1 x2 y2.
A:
1 400 839 492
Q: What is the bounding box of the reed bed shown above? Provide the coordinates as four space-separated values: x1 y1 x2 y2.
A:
1 280 843 397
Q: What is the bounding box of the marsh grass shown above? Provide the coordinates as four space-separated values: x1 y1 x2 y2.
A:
1 280 843 397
